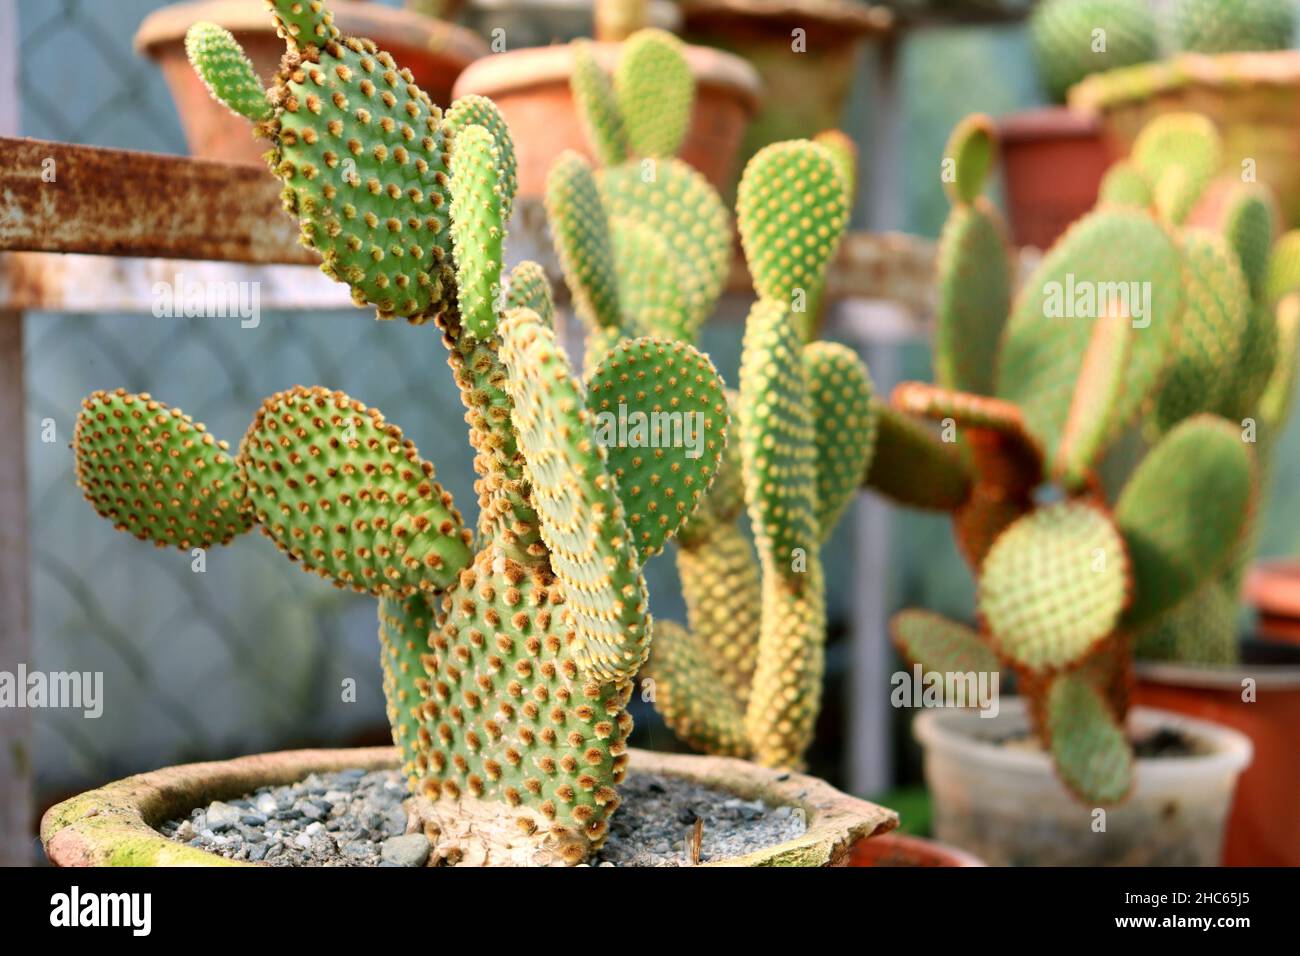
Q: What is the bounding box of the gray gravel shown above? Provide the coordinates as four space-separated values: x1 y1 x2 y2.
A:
159 767 805 867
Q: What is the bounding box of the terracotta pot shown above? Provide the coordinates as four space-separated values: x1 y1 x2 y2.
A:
1134 640 1300 867
844 831 985 867
916 701 1252 866
1071 51 1300 228
135 0 489 166
997 106 1110 250
1245 558 1300 646
40 746 897 867
679 0 893 170
452 42 761 200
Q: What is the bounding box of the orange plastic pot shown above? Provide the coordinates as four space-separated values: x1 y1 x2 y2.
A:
844 831 984 867
997 106 1110 250
136 0 488 166
1133 640 1300 867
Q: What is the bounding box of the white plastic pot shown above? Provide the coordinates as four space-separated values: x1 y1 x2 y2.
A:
914 700 1252 866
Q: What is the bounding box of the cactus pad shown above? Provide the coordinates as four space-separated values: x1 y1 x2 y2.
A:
978 501 1130 671
891 610 1001 677
614 28 693 158
570 41 629 167
1028 0 1158 103
443 95 518 224
585 336 729 561
239 386 473 595
863 402 973 511
647 619 748 757
378 591 436 785
804 341 876 539
1172 0 1296 54
185 22 272 123
74 390 253 550
942 113 996 205
1097 161 1151 209
608 217 688 341
449 124 507 340
934 200 1012 396
545 152 622 331
1044 672 1133 805
1130 113 1221 226
504 260 555 329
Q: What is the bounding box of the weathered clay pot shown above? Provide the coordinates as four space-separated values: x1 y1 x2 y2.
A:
678 0 893 169
135 0 489 166
451 41 761 200
1134 640 1300 867
41 746 897 867
997 106 1109 250
1071 51 1300 227
844 831 984 867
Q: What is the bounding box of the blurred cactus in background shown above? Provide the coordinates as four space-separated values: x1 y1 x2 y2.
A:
1028 0 1159 102
1171 0 1296 55
877 111 1300 804
73 0 734 866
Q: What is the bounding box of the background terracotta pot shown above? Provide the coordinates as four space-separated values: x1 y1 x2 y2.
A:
997 106 1109 250
1245 558 1300 646
41 746 898 867
678 0 893 172
136 0 489 166
1134 640 1300 867
452 42 761 201
1071 51 1300 228
844 831 984 867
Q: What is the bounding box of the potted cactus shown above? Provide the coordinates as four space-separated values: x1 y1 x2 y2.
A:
41 0 896 868
136 0 488 166
1071 0 1300 227
999 0 1160 249
868 112 1285 865
451 0 761 200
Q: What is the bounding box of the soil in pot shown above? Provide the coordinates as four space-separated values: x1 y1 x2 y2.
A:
159 766 807 867
1134 638 1300 867
916 701 1252 866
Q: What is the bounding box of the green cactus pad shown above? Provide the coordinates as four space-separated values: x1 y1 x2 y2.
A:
1266 229 1300 303
614 28 693 158
449 124 506 340
1173 0 1296 54
676 520 762 705
1136 576 1239 665
997 208 1183 470
813 129 858 209
1116 415 1255 630
504 260 556 329
239 385 473 596
1097 161 1152 209
1221 183 1276 304
942 113 997 205
863 401 973 511
1130 113 1221 226
599 158 730 338
892 382 1045 479
545 151 622 332
934 199 1012 396
804 341 876 540
443 94 518 223
978 501 1130 672
737 140 849 311
1149 229 1249 434
745 561 826 768
585 337 729 562
266 30 455 320
267 0 340 49
1260 294 1300 430
378 591 435 786
570 40 629 167
647 619 748 757
1044 672 1133 805
74 389 252 550
891 610 1001 677
184 23 272 123
739 299 819 575
1028 0 1159 103
497 309 650 683
609 217 688 341
418 548 634 855
1055 310 1133 490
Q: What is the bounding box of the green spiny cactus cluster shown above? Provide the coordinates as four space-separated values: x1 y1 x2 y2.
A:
74 0 734 867
1028 0 1159 103
1172 0 1296 55
875 111 1300 805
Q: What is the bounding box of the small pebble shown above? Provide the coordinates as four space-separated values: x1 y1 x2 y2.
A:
381 834 431 868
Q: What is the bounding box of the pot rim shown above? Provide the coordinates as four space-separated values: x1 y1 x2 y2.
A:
1135 658 1300 690
451 40 763 112
1245 557 1300 618
1070 50 1300 113
854 830 987 867
134 0 489 62
40 746 897 868
679 0 894 35
997 105 1103 142
913 699 1253 780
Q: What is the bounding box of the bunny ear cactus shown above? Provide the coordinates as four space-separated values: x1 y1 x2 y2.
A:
78 0 735 866
883 110 1278 803
1028 0 1158 103
1172 0 1297 54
